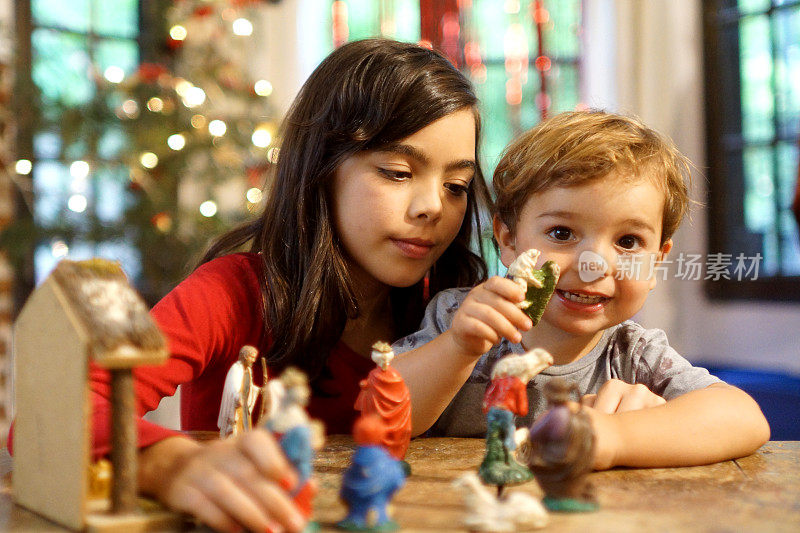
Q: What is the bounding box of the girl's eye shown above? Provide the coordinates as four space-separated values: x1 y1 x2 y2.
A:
617 235 642 250
444 182 469 196
377 168 411 181
547 226 574 242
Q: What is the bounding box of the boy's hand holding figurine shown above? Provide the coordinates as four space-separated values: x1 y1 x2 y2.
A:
448 276 533 356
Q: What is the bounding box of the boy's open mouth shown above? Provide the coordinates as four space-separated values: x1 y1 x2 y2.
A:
557 290 609 305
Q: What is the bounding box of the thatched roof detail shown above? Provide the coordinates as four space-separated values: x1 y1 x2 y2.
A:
50 259 166 362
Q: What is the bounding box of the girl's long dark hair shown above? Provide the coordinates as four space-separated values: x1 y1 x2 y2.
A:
200 39 491 378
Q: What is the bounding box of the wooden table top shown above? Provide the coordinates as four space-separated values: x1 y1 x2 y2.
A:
2 438 799 532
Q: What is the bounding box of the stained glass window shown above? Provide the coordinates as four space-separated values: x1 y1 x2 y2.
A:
704 0 800 300
461 0 582 175
28 0 141 283
326 0 421 49
326 1 583 275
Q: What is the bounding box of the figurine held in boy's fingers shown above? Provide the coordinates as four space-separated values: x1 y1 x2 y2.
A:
506 248 560 326
338 414 406 532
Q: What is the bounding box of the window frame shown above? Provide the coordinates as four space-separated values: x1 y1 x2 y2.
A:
702 0 800 301
13 0 154 308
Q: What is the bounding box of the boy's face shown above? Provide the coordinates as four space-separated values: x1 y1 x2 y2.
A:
494 172 673 340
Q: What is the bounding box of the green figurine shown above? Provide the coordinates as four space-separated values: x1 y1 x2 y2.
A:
479 349 553 495
507 249 560 326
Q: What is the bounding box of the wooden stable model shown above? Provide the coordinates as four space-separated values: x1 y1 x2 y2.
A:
13 259 182 531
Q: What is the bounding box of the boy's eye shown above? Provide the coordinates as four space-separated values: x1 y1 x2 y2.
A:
377 168 411 181
547 226 574 242
444 182 469 196
617 235 642 250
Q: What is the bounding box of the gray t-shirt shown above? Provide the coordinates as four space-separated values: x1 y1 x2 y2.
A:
392 287 722 437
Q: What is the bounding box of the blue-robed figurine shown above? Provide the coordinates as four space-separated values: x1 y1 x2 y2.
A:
338 414 406 531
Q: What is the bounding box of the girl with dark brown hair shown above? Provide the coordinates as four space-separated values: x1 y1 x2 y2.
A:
88 39 491 531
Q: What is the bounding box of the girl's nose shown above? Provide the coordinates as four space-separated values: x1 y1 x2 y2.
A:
408 181 443 222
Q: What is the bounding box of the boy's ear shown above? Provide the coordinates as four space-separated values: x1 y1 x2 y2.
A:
493 214 518 268
658 238 673 261
649 238 674 290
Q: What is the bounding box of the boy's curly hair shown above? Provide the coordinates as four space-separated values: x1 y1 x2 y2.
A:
493 110 691 245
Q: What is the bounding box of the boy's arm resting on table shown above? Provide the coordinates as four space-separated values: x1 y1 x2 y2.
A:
586 383 771 470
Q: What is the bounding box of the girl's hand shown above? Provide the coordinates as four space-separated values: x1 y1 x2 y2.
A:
138 431 307 533
581 379 666 414
448 276 533 358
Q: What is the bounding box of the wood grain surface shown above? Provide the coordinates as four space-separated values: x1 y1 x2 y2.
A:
2 438 798 532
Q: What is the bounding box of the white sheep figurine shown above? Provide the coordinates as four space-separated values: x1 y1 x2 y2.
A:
452 472 549 532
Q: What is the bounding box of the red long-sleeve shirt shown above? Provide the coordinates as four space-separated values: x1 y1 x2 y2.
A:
10 253 375 458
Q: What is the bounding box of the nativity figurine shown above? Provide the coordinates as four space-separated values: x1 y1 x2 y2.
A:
354 341 412 460
518 378 598 512
262 367 325 523
479 348 553 493
507 248 560 326
218 345 260 437
338 414 406 532
453 472 548 532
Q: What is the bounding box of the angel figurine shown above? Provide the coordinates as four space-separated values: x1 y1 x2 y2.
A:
217 345 260 438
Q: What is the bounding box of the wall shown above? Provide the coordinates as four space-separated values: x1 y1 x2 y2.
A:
599 0 800 376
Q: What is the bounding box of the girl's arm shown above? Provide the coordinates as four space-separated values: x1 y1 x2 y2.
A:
98 255 308 530
586 383 770 470
139 432 306 533
393 277 531 435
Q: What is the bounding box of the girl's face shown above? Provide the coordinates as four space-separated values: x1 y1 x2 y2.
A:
331 108 477 292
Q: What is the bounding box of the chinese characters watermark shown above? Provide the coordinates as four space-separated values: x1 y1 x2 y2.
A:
577 251 763 281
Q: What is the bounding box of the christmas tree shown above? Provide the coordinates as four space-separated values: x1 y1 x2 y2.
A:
4 0 278 304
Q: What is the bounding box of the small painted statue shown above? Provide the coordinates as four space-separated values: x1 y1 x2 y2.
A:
338 414 406 532
479 349 553 493
507 249 560 326
263 367 325 522
452 472 548 532
218 345 260 437
520 378 597 512
354 341 412 460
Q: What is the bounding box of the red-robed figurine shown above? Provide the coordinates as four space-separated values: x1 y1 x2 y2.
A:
354 341 412 460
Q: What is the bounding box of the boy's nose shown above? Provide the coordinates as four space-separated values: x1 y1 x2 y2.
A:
577 249 611 282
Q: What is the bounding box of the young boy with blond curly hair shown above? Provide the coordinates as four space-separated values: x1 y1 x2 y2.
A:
391 110 769 469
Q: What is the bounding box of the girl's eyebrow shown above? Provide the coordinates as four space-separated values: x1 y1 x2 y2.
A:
376 143 476 173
